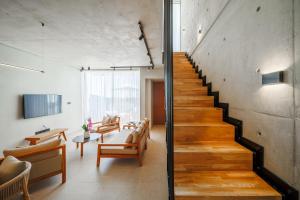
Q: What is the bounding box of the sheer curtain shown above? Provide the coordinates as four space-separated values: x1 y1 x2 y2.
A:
82 70 140 124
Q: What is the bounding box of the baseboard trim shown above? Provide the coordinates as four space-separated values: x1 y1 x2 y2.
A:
185 53 299 200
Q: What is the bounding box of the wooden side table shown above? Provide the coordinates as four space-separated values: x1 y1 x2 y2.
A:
25 128 68 145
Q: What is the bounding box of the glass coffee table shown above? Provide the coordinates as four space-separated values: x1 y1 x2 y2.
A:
72 133 101 157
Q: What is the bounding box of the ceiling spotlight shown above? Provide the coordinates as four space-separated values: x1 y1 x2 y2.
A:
80 67 84 72
88 66 91 70
139 34 144 40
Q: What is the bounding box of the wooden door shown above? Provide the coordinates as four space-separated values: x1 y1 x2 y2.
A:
152 81 165 125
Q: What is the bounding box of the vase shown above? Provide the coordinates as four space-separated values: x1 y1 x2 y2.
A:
84 131 90 139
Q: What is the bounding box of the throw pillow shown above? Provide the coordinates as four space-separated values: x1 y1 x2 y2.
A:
110 115 118 123
124 133 133 149
102 115 111 125
0 156 26 185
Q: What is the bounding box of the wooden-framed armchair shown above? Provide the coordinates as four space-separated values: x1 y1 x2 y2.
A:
3 139 66 184
93 116 121 142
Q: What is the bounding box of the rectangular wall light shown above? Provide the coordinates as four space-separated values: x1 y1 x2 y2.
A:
262 71 284 85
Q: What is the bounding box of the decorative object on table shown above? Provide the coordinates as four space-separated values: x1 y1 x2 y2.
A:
82 123 90 139
87 118 93 131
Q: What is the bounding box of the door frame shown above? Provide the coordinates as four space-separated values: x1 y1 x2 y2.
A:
151 79 165 126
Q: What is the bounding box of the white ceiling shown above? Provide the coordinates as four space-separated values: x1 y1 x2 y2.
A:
0 0 163 69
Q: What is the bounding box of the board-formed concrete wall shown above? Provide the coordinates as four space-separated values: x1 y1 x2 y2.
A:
181 0 300 193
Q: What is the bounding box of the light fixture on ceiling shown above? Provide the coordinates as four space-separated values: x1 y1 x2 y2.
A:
262 71 284 85
0 63 45 73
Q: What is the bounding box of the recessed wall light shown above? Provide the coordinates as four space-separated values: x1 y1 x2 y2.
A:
262 71 284 85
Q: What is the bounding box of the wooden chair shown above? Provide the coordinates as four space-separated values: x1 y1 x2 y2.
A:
93 116 121 142
0 159 31 200
3 139 66 184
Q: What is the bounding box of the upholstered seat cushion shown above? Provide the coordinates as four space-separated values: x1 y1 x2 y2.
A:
101 129 137 155
0 156 26 185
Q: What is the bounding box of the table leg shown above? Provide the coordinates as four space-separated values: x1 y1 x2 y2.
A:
61 132 67 141
76 142 79 149
80 143 83 157
101 134 104 143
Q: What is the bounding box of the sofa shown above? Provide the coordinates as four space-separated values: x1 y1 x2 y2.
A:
3 139 66 184
93 115 121 142
97 119 149 167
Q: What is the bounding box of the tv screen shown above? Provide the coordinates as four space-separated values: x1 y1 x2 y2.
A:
23 94 62 119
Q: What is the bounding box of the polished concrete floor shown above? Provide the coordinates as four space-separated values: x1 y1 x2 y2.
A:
29 126 168 200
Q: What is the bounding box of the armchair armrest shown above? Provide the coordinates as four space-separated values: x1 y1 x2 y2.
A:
0 156 4 164
98 143 137 147
13 143 66 159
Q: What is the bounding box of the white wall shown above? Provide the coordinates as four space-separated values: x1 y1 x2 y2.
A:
140 67 164 125
181 0 300 192
0 44 82 153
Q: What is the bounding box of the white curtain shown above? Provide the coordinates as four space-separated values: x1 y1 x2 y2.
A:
82 70 140 124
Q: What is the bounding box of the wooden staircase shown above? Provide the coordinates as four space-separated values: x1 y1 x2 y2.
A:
173 52 281 200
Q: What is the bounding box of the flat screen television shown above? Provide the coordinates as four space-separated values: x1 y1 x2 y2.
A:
23 94 62 119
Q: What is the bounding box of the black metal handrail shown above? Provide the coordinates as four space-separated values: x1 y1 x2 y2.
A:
138 21 154 69
164 0 174 199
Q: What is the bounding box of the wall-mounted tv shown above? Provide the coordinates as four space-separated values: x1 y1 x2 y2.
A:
23 94 62 119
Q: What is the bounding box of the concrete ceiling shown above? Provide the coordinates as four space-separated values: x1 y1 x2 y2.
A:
0 0 163 69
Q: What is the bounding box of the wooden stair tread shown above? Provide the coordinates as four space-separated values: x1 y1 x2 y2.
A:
174 96 213 100
174 122 232 127
174 106 222 110
175 171 281 198
174 142 251 154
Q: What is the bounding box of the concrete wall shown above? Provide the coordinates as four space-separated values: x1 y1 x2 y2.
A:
181 0 300 192
295 0 300 193
0 43 82 153
140 67 164 125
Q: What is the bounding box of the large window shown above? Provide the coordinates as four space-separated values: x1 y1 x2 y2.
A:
82 70 140 123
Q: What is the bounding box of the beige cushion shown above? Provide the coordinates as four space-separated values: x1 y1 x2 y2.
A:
0 156 26 185
101 130 137 154
124 133 133 149
102 115 111 125
3 139 62 158
125 133 133 144
110 115 118 123
29 155 61 180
